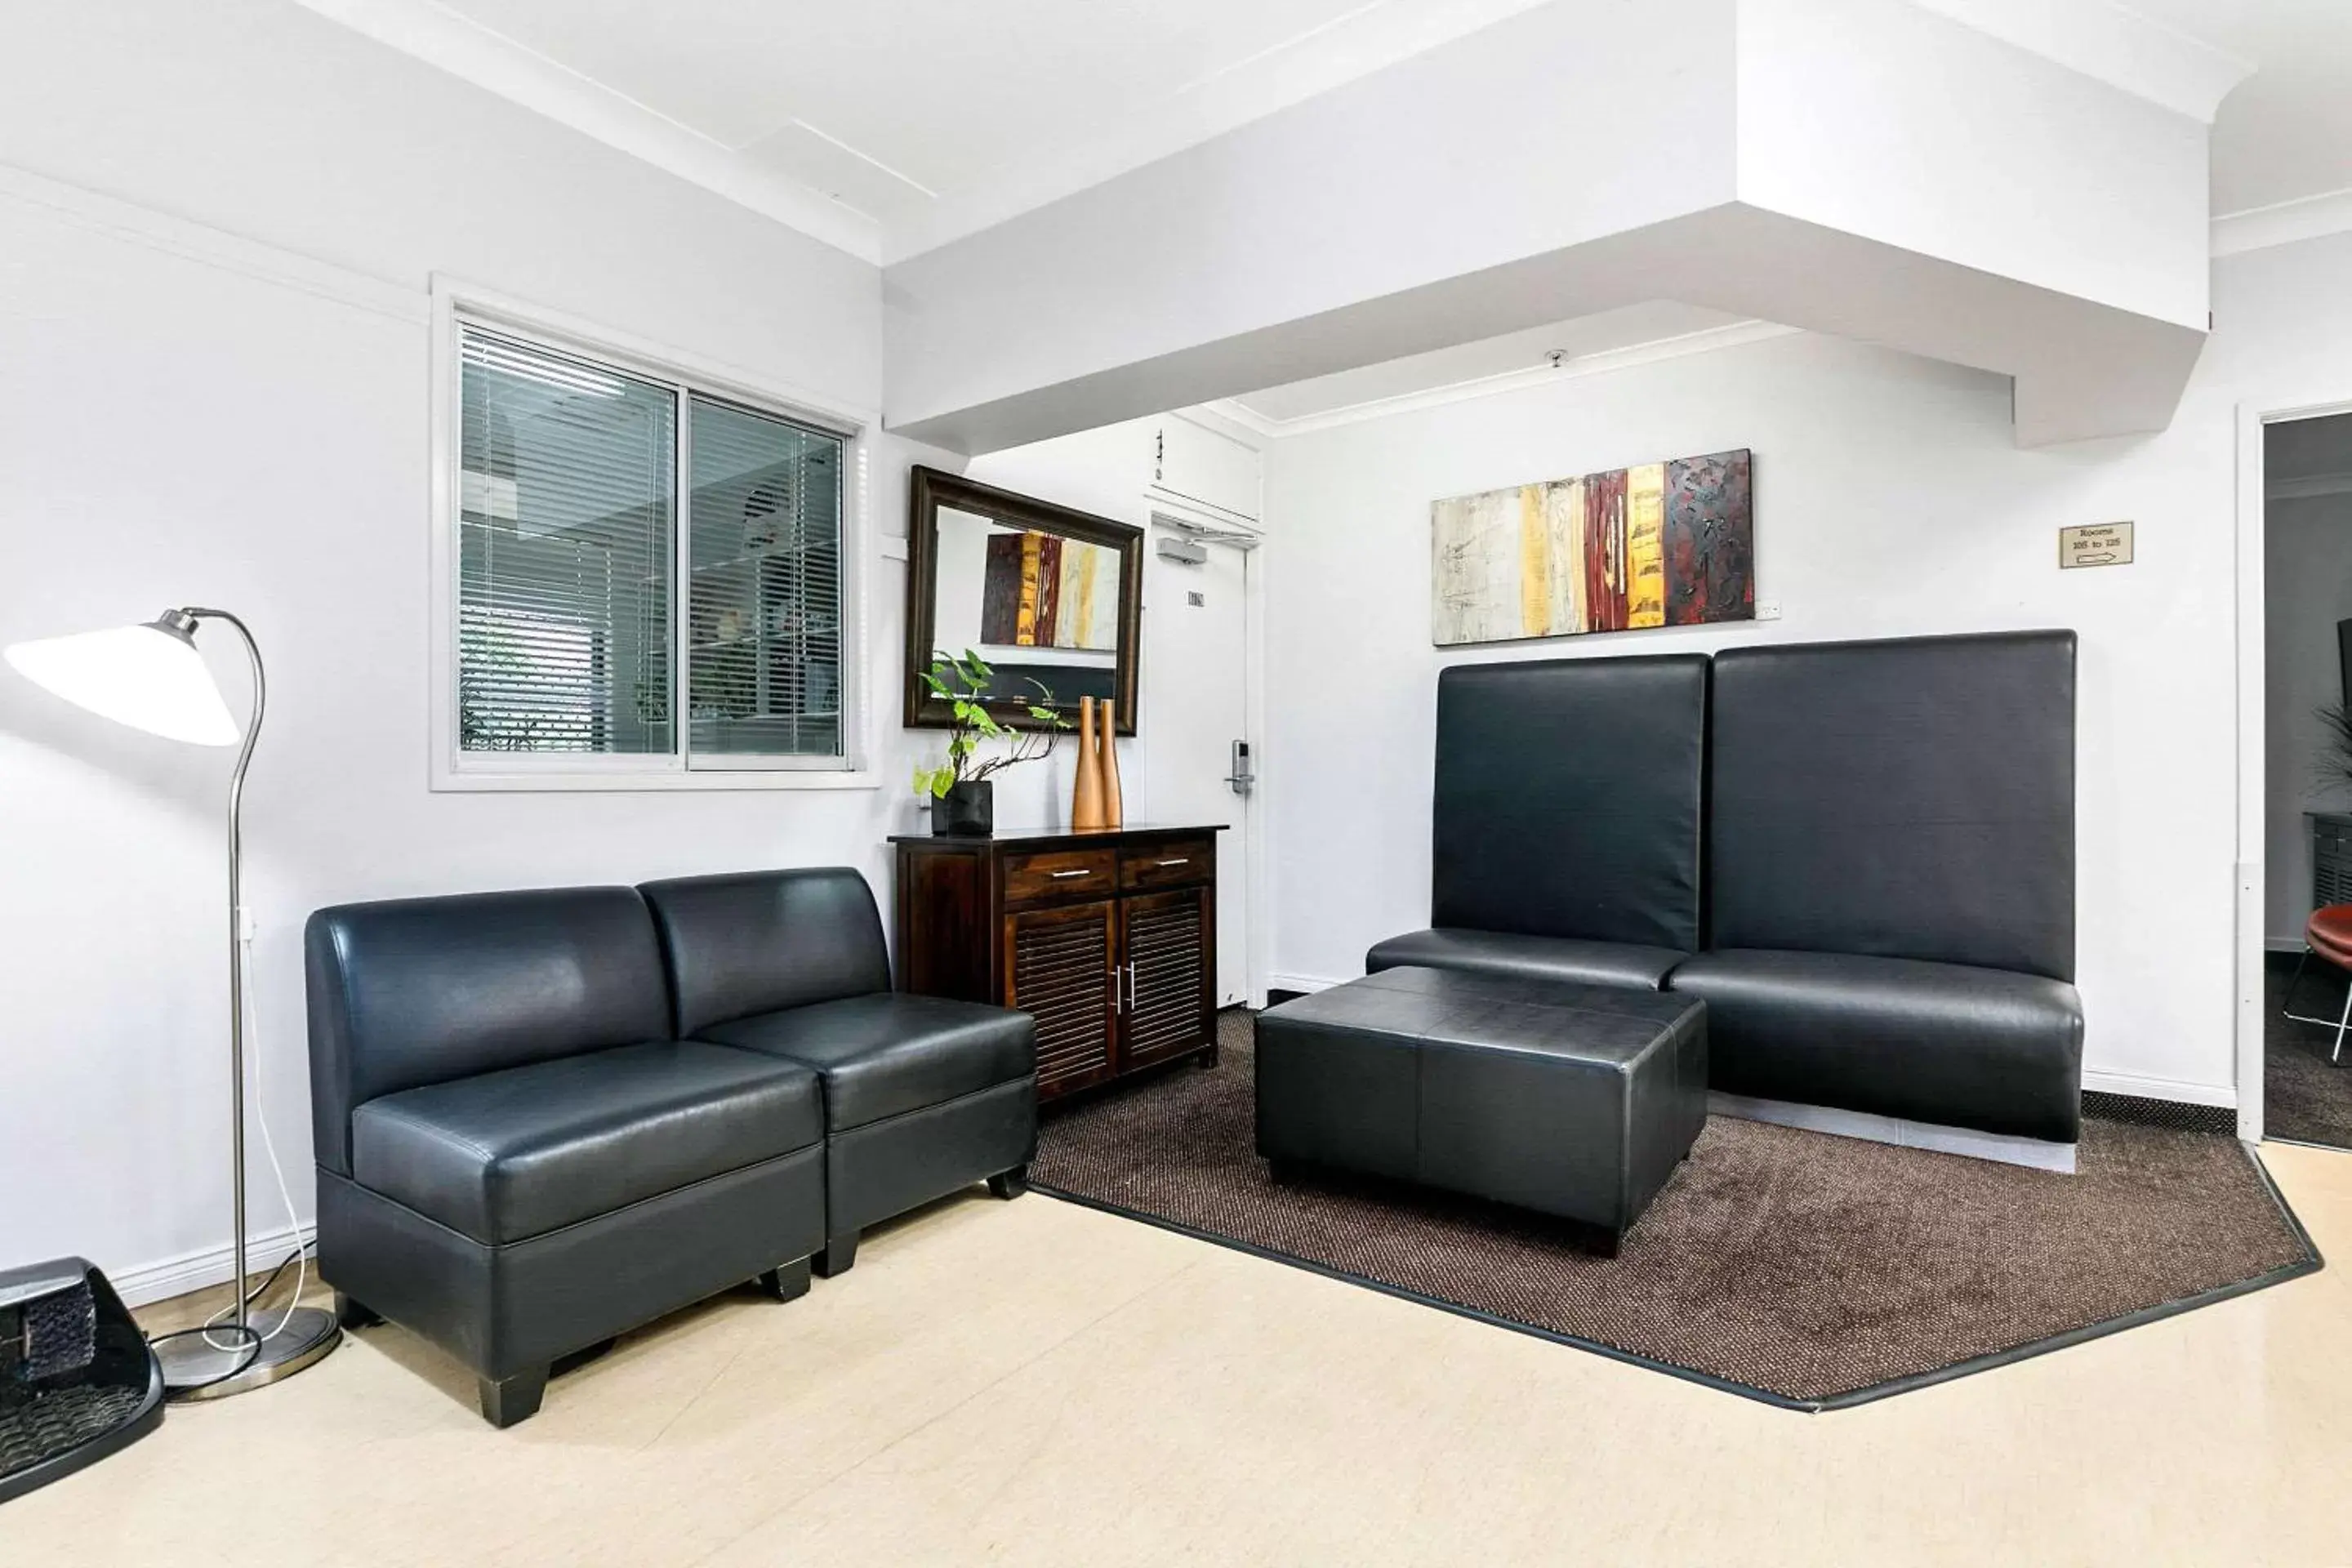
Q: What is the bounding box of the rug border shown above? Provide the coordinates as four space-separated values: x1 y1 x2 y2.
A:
1030 1137 2323 1413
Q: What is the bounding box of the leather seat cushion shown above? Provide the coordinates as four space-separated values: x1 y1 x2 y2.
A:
350 1041 823 1245
2309 906 2352 966
1366 929 1686 991
695 993 1036 1132
1668 949 2084 1143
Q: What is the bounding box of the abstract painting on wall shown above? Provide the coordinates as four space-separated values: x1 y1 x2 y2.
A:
1430 448 1753 646
980 529 1118 651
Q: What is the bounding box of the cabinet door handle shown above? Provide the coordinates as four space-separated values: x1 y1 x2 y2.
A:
1155 858 1188 866
1049 869 1093 880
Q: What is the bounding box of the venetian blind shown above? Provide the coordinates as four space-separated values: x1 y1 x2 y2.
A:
456 327 676 755
685 396 846 759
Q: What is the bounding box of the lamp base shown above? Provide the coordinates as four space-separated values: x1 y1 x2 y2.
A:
156 1307 340 1401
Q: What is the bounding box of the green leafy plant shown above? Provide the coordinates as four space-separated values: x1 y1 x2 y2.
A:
911 648 1071 800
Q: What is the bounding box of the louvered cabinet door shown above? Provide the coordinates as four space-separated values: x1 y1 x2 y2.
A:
1118 886 1214 1071
1004 900 1118 1098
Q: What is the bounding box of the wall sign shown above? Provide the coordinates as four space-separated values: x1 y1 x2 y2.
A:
2060 522 2133 568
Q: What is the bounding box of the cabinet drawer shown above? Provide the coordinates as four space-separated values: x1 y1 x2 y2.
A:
1120 838 1214 892
1004 847 1118 906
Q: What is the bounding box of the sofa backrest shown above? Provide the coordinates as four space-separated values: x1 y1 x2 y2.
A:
638 867 891 1037
1432 653 1709 953
304 886 672 1175
1708 630 2076 981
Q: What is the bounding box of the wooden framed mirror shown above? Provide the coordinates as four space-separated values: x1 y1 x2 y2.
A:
904 466 1144 734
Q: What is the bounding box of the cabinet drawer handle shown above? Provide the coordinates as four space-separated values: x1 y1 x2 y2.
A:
1049 869 1093 880
1155 858 1189 867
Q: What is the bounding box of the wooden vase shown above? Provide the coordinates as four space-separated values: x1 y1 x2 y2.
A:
1071 697 1107 830
1099 699 1124 829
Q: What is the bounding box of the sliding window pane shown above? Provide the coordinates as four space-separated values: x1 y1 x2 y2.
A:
685 397 845 759
456 327 675 754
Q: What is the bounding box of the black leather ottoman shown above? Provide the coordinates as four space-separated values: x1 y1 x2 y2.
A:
1254 967 1707 1253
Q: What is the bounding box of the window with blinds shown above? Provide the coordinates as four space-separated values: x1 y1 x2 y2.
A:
452 320 853 772
686 397 845 760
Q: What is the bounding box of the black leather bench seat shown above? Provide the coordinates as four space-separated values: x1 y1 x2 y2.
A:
697 993 1034 1132
1367 929 1687 991
1668 950 2084 1143
1256 967 1708 1250
349 1040 822 1245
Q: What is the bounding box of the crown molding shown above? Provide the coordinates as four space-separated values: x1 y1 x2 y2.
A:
1213 320 1802 439
2212 187 2352 260
291 0 882 263
1910 0 2253 123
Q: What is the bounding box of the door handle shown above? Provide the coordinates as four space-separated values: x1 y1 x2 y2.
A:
1226 738 1256 795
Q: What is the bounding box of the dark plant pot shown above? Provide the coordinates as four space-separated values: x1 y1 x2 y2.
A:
933 780 995 836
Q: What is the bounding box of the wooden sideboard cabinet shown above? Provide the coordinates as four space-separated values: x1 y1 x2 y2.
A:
889 824 1227 1101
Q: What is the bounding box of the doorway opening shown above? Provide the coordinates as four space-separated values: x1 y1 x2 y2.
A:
2260 408 2352 1149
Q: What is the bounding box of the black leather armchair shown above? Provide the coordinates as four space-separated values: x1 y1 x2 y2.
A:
305 887 826 1427
639 868 1039 1277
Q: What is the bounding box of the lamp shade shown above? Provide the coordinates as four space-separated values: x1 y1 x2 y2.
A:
5 620 239 746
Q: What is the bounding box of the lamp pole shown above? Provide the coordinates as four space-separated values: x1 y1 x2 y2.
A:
148 608 340 1399
177 609 261 1348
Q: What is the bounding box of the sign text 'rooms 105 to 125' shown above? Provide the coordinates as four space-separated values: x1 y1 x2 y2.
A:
2059 522 2133 569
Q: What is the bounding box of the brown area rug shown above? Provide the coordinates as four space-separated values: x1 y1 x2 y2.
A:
1033 1013 2319 1408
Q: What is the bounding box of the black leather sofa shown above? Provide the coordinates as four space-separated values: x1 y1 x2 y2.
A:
306 871 1035 1427
1367 630 2084 1147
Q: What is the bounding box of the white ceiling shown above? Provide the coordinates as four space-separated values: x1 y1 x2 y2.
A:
307 0 2352 261
2123 0 2352 219
298 0 2352 429
335 0 1552 262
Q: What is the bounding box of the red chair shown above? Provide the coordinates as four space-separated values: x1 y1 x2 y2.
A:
2285 905 2352 1063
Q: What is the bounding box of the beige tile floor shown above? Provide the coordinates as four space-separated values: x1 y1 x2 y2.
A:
7 1143 2351 1567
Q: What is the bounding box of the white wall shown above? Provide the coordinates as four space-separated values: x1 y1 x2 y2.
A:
2264 492 2352 942
0 0 1042 1298
1260 229 2352 1107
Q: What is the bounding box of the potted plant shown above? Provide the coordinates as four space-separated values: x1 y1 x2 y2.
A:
912 649 1071 835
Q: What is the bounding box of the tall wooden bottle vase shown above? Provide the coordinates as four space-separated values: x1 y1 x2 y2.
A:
1071 697 1123 831
1099 700 1124 828
1073 697 1107 829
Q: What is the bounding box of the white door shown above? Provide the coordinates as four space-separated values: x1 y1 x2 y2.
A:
1137 523 1252 1006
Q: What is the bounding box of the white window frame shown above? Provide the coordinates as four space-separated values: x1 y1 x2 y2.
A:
428 278 879 791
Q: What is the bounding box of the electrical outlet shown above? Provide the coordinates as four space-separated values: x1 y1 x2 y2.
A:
1756 599 1783 621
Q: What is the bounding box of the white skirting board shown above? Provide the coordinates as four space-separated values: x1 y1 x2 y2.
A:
1708 1093 2078 1174
107 1222 318 1308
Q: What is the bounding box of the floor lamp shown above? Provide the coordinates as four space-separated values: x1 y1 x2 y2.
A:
7 608 340 1398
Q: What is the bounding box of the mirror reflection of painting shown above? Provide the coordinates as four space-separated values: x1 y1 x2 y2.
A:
931 506 1122 705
